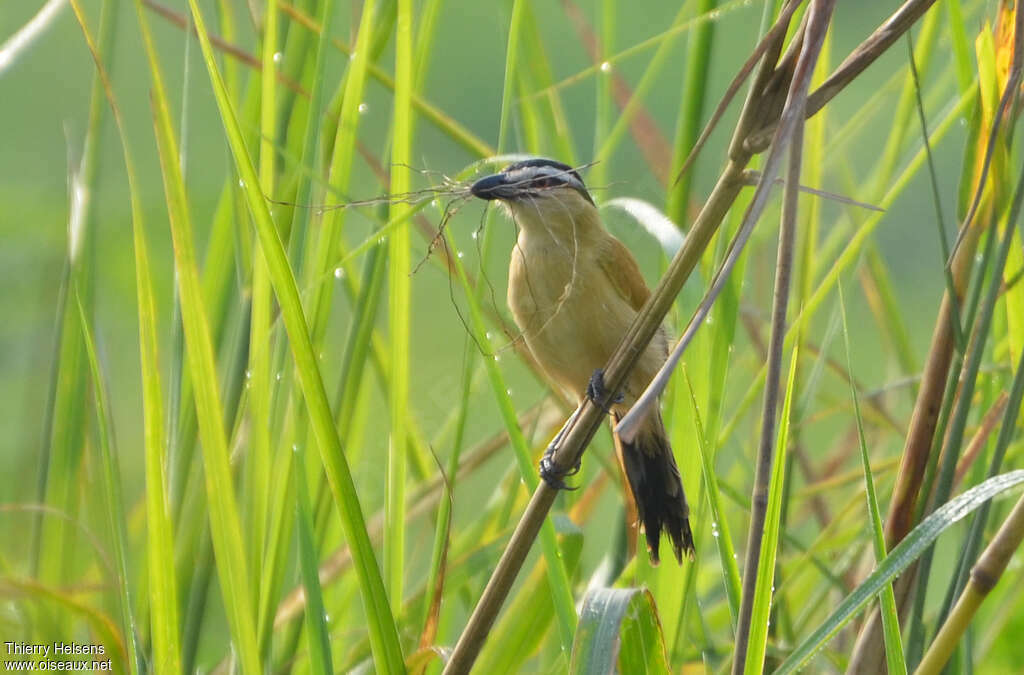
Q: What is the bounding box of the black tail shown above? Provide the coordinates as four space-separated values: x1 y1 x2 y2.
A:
614 413 694 565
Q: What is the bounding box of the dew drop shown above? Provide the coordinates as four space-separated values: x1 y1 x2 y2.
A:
238 178 246 188
600 61 612 73
471 231 479 240
272 51 283 63
485 331 493 340
275 372 282 381
457 251 465 258
245 370 252 379
357 102 369 114
334 267 345 279
292 444 299 453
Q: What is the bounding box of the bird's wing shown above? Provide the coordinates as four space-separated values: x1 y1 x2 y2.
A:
597 236 651 313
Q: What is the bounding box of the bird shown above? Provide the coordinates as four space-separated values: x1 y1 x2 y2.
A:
470 157 694 565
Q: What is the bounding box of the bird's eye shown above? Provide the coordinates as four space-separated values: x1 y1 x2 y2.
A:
534 177 551 188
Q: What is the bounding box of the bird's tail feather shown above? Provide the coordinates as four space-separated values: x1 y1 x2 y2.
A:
613 412 694 565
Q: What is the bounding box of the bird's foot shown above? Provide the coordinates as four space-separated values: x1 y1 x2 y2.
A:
586 369 624 413
539 444 580 491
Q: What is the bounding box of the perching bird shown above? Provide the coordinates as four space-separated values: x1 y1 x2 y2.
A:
470 157 694 565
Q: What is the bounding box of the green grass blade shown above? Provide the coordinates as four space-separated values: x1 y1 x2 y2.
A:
132 150 181 675
743 344 798 675
683 367 740 626
775 470 1024 674
838 282 907 675
75 298 139 673
60 2 146 669
294 444 335 675
149 73 262 675
245 0 279 605
68 1 181 670
133 2 262 668
285 0 336 263
945 0 973 94
570 587 670 674
386 0 414 609
585 0 613 190
255 413 296 654
183 2 405 670
667 0 716 222
303 0 376 345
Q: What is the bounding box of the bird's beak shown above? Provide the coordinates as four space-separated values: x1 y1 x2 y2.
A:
470 173 518 201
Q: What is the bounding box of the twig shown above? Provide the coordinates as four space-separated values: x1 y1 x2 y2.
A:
745 0 942 151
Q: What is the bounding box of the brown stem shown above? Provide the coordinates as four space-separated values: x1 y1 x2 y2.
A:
732 2 836 669
884 224 981 548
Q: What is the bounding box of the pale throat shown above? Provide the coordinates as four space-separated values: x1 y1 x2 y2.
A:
505 194 604 251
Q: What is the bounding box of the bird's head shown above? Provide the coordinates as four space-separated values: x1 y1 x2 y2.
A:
471 158 596 231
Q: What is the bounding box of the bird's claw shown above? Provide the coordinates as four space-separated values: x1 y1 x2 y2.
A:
539 449 580 491
586 369 623 413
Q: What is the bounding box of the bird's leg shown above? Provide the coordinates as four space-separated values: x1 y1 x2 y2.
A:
539 406 583 491
540 370 626 490
586 368 624 413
